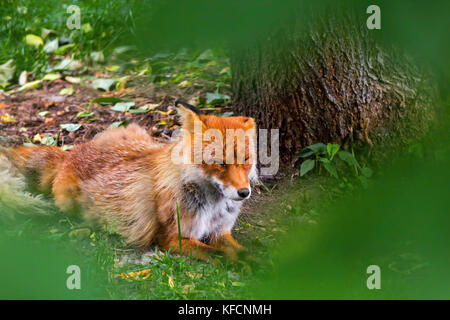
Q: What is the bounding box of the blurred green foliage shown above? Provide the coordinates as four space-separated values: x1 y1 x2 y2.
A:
0 235 108 299
251 155 449 299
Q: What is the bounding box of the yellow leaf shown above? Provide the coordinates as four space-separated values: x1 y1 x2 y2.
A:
178 80 190 88
141 269 150 275
182 284 193 293
33 133 42 143
143 274 150 280
43 73 61 81
25 34 44 48
1 113 16 123
168 276 175 288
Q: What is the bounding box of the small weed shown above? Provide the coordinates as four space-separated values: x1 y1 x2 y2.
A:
297 142 373 188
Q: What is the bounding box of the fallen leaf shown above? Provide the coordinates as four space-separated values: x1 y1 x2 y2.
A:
0 59 15 87
90 51 104 63
168 276 175 288
53 43 75 55
43 39 59 53
91 78 115 91
53 58 82 71
61 145 73 151
60 123 82 132
206 92 230 106
18 80 42 91
1 113 16 123
110 102 135 113
65 76 81 84
59 87 74 96
89 96 125 105
18 71 27 86
33 133 42 143
109 120 128 128
40 135 56 146
25 34 44 48
42 73 61 81
76 111 94 118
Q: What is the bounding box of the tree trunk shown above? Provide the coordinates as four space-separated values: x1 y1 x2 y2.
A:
231 17 435 167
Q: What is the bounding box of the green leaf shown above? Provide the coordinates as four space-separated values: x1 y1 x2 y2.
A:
59 87 74 96
296 147 314 158
76 111 94 118
91 78 116 91
18 80 42 91
206 92 230 106
42 73 61 81
297 143 327 158
320 158 339 179
338 150 361 169
300 159 315 177
89 96 125 105
308 143 327 155
327 143 340 160
109 120 128 128
61 145 74 151
53 58 82 71
110 102 135 113
41 136 56 146
60 123 82 132
129 105 151 114
361 167 373 178
53 43 75 55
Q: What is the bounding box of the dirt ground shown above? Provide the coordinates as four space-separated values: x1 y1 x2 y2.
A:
0 76 231 147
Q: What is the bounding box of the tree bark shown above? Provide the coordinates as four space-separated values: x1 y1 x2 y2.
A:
231 16 435 167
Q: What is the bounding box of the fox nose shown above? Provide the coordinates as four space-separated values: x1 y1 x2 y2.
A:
237 188 250 199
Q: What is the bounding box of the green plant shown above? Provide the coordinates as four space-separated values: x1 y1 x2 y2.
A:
297 142 373 188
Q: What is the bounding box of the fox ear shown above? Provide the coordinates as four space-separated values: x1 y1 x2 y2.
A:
175 100 205 133
242 117 256 130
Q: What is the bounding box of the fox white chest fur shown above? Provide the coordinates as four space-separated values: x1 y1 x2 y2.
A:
180 178 243 241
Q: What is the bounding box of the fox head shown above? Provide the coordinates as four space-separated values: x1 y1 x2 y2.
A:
175 101 257 201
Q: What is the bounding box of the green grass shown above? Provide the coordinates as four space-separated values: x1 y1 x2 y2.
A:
0 169 342 299
0 0 138 81
0 211 252 299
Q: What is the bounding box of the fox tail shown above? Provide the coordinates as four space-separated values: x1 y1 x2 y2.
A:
0 145 64 218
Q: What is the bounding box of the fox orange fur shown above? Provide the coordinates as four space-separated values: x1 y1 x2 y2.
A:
2 102 257 260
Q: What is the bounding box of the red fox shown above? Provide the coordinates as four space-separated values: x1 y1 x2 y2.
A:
0 101 257 260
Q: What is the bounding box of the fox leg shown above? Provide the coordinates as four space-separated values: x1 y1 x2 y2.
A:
160 237 219 261
52 171 82 216
211 232 247 260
